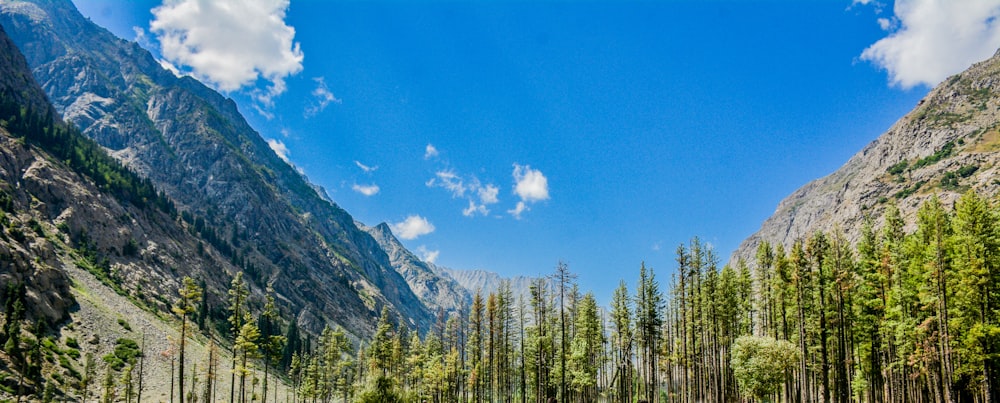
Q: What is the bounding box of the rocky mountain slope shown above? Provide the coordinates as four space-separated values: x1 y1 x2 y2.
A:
732 49 1000 265
0 0 436 336
360 222 471 313
0 22 277 399
0 22 74 326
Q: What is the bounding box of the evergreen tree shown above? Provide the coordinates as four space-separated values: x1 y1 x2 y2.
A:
552 261 576 403
635 262 663 403
952 190 1000 401
610 279 634 402
235 314 261 403
259 290 285 403
227 272 249 403
173 276 202 403
569 292 602 400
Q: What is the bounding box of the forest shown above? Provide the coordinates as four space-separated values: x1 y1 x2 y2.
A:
4 190 1000 402
2 90 1000 403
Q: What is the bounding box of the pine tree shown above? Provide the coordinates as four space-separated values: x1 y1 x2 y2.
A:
4 297 25 399
469 290 485 402
610 279 633 403
551 261 576 403
952 190 1000 401
806 232 832 403
101 366 115 403
227 273 249 403
203 341 218 403
259 291 286 403
235 313 261 403
635 262 663 403
173 276 202 403
790 239 812 403
569 292 602 400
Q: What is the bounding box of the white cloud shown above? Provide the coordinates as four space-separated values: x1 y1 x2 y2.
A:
463 200 488 217
860 0 1000 89
416 246 440 264
877 17 894 31
424 144 439 159
427 170 468 198
512 164 549 202
390 215 436 240
253 104 276 120
508 164 549 218
427 170 500 216
305 77 341 117
267 138 290 162
150 0 304 100
352 184 380 196
157 58 182 77
355 161 378 173
478 184 499 204
508 201 529 220
133 26 154 50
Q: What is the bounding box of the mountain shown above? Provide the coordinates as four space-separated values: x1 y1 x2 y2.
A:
0 0 433 337
0 21 262 398
359 222 471 313
732 49 1000 265
438 266 535 301
0 22 75 325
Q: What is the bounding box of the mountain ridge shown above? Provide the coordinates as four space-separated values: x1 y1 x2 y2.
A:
0 0 435 337
0 21 273 399
732 48 1000 266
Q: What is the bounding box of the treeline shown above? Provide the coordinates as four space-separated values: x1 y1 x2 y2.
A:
7 190 994 403
293 190 997 403
2 80 999 402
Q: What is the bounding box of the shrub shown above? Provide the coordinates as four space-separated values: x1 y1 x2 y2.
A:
102 338 141 372
941 172 961 190
912 141 956 170
731 336 799 400
957 164 979 178
887 160 908 175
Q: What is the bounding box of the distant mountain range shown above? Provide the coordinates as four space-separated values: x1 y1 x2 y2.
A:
436 266 536 301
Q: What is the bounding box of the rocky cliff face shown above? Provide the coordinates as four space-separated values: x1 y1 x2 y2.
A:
732 49 1000 266
0 22 72 324
0 0 433 336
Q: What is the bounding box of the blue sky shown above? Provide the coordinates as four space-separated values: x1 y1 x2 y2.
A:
72 0 1000 303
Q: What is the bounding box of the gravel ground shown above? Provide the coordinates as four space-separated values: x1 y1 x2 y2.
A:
61 260 293 403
